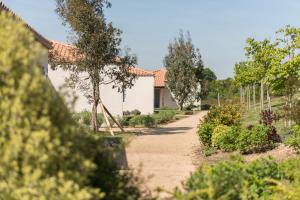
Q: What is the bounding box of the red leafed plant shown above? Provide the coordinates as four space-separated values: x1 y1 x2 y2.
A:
260 109 281 142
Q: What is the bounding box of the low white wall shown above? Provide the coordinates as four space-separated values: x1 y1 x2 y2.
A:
123 76 154 115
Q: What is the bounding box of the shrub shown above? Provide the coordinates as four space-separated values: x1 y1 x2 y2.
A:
212 126 240 152
131 109 141 116
286 125 300 153
175 156 244 200
174 156 287 200
201 104 211 110
153 110 176 124
197 122 216 147
203 105 241 126
73 111 103 127
260 109 281 142
123 110 131 116
129 115 155 128
244 158 284 199
118 116 133 127
238 125 274 154
211 125 230 148
0 13 151 199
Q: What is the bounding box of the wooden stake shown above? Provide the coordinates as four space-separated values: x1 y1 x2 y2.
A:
103 104 125 133
100 101 114 136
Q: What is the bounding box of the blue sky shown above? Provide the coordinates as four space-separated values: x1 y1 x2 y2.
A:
2 0 300 79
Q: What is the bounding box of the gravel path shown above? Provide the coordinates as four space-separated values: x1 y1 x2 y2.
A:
125 111 206 195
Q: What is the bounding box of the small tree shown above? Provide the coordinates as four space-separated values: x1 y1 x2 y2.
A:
266 25 300 127
53 0 137 132
200 68 217 100
164 31 201 110
245 38 278 111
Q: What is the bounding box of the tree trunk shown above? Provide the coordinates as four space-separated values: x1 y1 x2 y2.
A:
217 92 220 107
179 101 184 111
260 80 264 111
267 87 271 111
240 86 243 105
92 81 100 132
288 94 292 128
253 84 256 110
242 87 245 105
248 85 251 110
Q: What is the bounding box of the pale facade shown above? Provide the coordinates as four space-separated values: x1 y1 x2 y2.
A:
48 64 155 116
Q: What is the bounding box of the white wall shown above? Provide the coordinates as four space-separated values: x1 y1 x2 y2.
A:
123 76 154 115
48 66 92 113
163 88 178 108
100 83 123 116
48 66 155 116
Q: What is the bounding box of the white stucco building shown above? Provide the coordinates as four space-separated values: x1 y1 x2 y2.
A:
152 69 178 109
48 41 156 116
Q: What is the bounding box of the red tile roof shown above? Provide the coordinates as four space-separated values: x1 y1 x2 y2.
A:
0 2 51 49
50 40 78 62
129 67 153 77
50 40 153 77
152 69 166 87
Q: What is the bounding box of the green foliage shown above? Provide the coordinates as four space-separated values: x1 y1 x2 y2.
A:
212 126 240 152
0 12 102 199
0 12 151 200
207 78 239 101
175 156 244 200
174 156 289 200
203 105 242 126
197 122 216 147
164 31 201 110
121 110 176 128
286 125 300 153
129 115 155 128
73 110 103 127
153 110 176 124
238 125 274 154
54 0 137 131
211 125 230 148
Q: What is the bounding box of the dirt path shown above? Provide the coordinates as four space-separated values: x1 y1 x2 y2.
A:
125 112 206 195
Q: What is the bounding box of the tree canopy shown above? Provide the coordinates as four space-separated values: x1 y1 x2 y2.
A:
53 0 137 131
164 31 202 110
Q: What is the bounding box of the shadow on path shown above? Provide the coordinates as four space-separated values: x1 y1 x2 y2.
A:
140 127 193 135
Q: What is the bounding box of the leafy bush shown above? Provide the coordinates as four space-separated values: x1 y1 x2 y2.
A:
131 109 141 116
118 116 133 127
0 13 151 199
211 125 230 148
286 125 300 153
174 156 288 200
212 126 240 152
203 105 241 126
175 156 244 200
238 125 274 154
201 104 211 110
129 115 155 128
73 111 104 127
153 110 176 124
260 109 281 142
197 122 216 147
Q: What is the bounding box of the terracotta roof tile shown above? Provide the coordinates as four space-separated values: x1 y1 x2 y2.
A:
0 2 51 49
50 40 153 77
128 67 153 77
50 40 78 62
152 69 166 87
